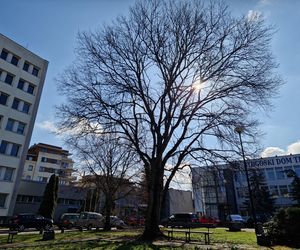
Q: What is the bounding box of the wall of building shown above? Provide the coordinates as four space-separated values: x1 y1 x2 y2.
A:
14 180 86 222
161 188 194 219
0 34 48 216
192 154 300 220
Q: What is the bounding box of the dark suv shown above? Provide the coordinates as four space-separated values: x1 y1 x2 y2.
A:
9 214 53 232
162 213 199 228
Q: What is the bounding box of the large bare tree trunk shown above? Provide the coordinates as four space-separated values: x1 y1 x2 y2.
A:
142 163 164 240
103 196 112 231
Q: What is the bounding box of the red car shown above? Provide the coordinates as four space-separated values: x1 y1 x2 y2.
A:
127 216 145 227
199 215 220 227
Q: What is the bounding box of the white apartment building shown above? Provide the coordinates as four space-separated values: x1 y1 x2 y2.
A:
22 143 74 185
0 34 48 217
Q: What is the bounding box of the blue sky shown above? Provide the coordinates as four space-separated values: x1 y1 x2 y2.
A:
1 0 299 157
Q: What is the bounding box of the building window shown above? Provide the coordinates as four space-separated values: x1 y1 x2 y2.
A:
4 73 13 85
17 79 25 90
5 118 14 132
279 185 289 197
275 167 285 179
10 143 20 157
37 176 47 182
0 193 8 207
0 141 20 157
32 67 39 77
3 167 14 181
11 56 19 66
294 166 300 177
25 175 31 180
0 50 8 60
12 98 20 110
0 140 8 154
22 102 30 114
23 62 29 72
284 166 294 178
28 165 33 171
269 185 279 198
0 92 9 106
39 166 45 172
5 119 26 135
236 187 248 198
27 156 34 161
17 122 26 134
266 168 275 180
27 84 35 95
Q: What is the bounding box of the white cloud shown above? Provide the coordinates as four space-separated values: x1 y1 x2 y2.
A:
261 147 285 158
258 0 271 6
287 141 300 155
36 120 59 134
36 119 103 138
261 141 300 157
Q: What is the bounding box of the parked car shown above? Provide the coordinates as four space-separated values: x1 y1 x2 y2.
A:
110 216 127 229
9 213 53 232
57 213 80 229
162 213 199 228
75 212 104 230
199 215 220 227
226 214 244 231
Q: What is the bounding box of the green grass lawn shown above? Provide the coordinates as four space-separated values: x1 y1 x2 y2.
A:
0 229 139 244
0 227 293 249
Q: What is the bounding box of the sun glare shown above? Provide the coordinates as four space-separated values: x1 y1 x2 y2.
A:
192 79 203 92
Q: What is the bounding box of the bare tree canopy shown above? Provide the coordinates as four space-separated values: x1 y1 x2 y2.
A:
68 134 138 231
57 0 281 240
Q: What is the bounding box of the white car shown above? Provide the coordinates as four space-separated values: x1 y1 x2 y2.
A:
110 216 127 229
76 212 104 230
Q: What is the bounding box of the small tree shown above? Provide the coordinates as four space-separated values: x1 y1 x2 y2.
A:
289 171 300 205
265 207 300 247
68 134 138 231
38 174 59 219
244 169 274 221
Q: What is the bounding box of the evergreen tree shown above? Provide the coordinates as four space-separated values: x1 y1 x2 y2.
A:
38 174 59 219
289 172 300 205
244 169 274 216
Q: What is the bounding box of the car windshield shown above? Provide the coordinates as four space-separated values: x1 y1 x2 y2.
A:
231 215 242 220
64 215 78 219
80 213 88 219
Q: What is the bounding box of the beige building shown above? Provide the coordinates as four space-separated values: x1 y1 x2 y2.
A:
22 143 75 185
0 34 48 216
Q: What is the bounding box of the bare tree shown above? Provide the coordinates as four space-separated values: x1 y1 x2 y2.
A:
57 0 281 239
68 134 138 231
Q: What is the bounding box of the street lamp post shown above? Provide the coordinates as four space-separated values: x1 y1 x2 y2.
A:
234 126 258 233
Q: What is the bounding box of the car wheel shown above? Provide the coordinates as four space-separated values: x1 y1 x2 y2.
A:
18 225 25 232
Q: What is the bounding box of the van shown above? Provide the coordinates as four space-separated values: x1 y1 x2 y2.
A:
76 212 104 230
162 213 199 228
